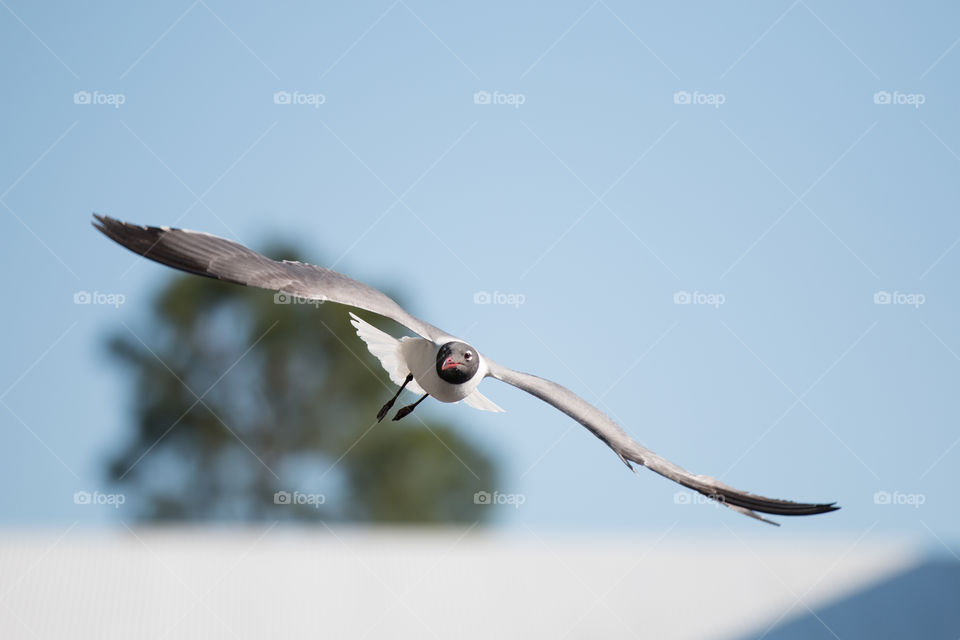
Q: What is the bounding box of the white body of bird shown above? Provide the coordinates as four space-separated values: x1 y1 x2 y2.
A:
348 312 503 410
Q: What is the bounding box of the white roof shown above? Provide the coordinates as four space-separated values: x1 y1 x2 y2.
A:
0 528 927 639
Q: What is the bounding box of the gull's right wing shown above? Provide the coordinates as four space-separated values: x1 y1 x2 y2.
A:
484 358 839 525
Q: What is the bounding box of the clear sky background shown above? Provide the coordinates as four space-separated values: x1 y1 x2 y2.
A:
1 1 958 548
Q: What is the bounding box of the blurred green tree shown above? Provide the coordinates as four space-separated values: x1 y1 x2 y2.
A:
105 246 498 523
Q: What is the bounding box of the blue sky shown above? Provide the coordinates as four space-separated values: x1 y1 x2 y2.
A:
1 1 958 546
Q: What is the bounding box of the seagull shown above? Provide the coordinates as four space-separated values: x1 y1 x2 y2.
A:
93 214 839 525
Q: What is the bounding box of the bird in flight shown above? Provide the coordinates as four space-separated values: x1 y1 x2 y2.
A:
93 214 838 525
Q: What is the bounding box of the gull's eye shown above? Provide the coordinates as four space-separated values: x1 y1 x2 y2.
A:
465 351 473 360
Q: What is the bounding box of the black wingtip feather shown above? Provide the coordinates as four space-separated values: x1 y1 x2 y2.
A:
92 214 229 283
711 488 841 517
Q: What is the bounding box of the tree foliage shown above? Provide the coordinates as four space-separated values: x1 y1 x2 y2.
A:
106 246 498 523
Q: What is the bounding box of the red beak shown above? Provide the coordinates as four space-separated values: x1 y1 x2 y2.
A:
441 357 461 371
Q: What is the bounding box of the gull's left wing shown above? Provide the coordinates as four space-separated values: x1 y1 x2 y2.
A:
93 215 450 342
484 359 839 525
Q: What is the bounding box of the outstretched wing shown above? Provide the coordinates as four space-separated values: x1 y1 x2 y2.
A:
484 359 839 525
93 215 449 341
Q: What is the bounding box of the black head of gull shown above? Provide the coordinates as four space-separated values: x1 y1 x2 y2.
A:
436 342 478 384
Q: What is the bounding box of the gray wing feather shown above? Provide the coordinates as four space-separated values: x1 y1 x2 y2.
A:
93 215 447 341
484 359 839 525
